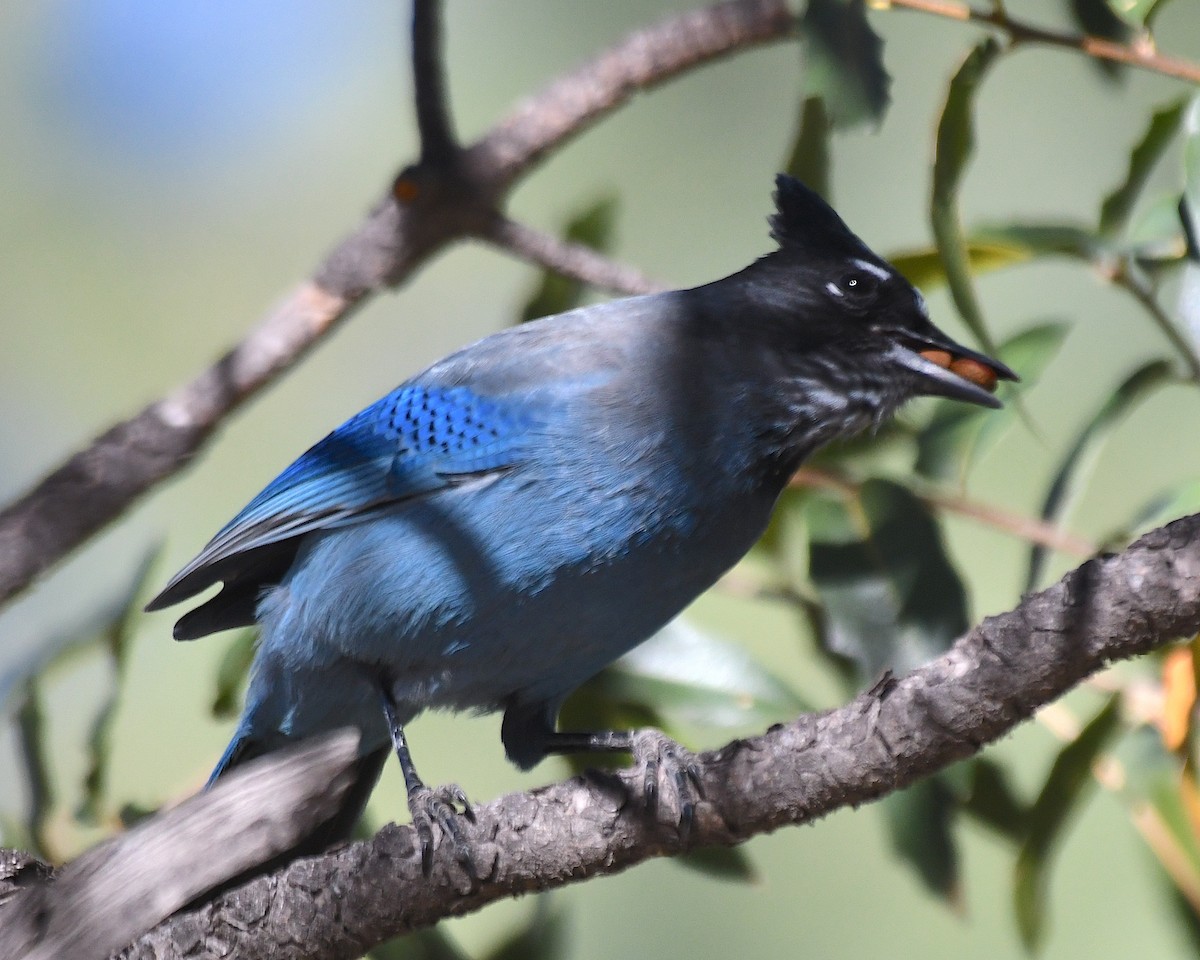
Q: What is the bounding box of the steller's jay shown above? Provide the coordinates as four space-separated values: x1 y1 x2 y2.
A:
147 176 1014 873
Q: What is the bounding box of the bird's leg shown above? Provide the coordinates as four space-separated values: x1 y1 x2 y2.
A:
380 690 476 878
541 728 705 842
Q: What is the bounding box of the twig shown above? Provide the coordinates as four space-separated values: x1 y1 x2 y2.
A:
484 215 667 296
0 0 794 608
412 0 458 162
879 0 1200 85
1111 263 1200 383
791 466 1097 557
109 513 1200 959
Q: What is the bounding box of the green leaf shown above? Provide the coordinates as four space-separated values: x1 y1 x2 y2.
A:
1026 360 1174 590
1131 478 1200 533
1177 97 1200 367
518 196 618 323
677 845 760 884
1100 98 1186 236
931 38 1003 355
1072 0 1135 39
974 223 1101 262
1070 0 1132 79
800 0 891 129
79 550 160 823
916 322 1068 484
1108 0 1176 28
806 480 968 681
882 776 961 904
485 901 566 960
566 620 807 736
962 758 1028 843
15 677 54 859
1014 697 1122 951
890 241 1029 290
369 927 470 960
211 630 257 720
784 95 832 199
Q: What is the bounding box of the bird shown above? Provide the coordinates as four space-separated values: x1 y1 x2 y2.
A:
147 175 1015 874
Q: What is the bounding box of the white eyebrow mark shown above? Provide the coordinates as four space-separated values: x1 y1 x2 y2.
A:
825 281 843 296
852 258 891 281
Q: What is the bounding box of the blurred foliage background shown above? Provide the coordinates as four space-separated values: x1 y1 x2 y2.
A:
4 0 1200 957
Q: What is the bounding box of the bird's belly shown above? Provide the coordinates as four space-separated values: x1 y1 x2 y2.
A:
260 472 776 722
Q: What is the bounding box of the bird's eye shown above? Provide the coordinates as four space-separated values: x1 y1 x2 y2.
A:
825 270 882 307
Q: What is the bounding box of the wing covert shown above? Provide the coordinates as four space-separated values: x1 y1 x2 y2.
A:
147 384 528 611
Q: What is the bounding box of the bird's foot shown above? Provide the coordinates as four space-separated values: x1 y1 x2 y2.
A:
629 729 705 843
407 782 476 880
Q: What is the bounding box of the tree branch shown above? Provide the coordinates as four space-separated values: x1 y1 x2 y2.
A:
883 0 1200 84
99 512 1200 960
463 0 793 191
0 0 794 608
412 0 458 162
790 466 1097 558
0 732 361 960
484 214 667 296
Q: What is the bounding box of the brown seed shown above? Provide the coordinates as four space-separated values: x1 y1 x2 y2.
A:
949 356 998 392
919 349 953 369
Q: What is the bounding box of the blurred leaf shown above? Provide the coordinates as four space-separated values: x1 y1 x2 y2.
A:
369 926 469 960
975 222 1101 262
931 37 1003 355
1100 98 1186 236
890 241 1029 290
1131 477 1200 534
519 196 618 323
784 95 832 199
1014 696 1122 951
1177 97 1200 363
1108 0 1175 27
79 550 160 823
486 901 566 960
1126 192 1189 263
1026 360 1174 590
806 480 968 681
962 758 1029 843
1159 643 1200 754
678 845 759 884
916 322 1068 484
882 776 961 904
800 0 891 129
568 619 807 735
211 630 257 720
1070 0 1132 79
15 678 54 860
1121 729 1200 917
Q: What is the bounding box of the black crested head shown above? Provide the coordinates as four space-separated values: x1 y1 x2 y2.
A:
700 175 1018 431
769 174 878 263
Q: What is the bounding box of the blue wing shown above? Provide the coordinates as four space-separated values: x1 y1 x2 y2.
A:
147 383 529 624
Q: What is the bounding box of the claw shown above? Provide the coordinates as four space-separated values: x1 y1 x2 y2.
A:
630 730 703 843
407 782 476 881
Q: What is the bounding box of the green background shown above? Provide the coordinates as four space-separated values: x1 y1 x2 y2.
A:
2 1 1199 956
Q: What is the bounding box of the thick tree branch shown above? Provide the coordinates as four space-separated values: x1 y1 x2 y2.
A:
0 732 361 960
94 512 1200 960
0 0 794 608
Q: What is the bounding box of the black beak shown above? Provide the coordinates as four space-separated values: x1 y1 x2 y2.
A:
883 327 1018 409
